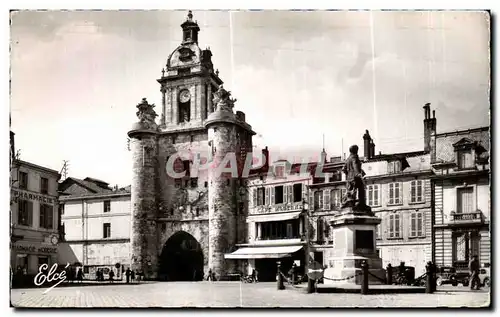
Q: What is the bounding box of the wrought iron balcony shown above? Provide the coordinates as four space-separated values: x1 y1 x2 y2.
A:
451 211 483 224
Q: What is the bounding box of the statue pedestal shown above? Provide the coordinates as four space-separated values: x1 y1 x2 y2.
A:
324 207 386 286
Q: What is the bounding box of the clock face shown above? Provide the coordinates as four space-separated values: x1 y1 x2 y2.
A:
179 90 191 103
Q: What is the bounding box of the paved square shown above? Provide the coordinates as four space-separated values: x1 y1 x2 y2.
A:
10 282 490 308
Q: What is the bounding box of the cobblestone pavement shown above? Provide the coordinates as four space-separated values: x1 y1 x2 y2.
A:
10 282 490 308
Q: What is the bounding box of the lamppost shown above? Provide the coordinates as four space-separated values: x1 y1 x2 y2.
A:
302 191 311 276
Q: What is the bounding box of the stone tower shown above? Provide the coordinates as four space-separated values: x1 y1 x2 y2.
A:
205 86 255 274
128 11 255 280
128 98 160 277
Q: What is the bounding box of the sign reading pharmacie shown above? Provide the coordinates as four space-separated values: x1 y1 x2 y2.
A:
11 188 55 205
11 242 58 255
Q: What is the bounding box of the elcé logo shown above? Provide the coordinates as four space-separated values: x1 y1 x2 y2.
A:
34 263 69 294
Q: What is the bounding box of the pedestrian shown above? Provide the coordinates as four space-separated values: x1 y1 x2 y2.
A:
289 264 297 284
207 268 213 281
109 269 115 283
469 255 481 290
252 268 258 283
126 268 131 284
77 268 83 283
131 270 136 283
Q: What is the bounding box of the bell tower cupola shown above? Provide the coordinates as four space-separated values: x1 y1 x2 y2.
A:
181 11 200 45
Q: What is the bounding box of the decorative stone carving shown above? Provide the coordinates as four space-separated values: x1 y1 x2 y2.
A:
135 98 158 129
212 85 236 113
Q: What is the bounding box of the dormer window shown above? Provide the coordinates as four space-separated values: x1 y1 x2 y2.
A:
275 165 285 178
453 138 483 170
457 149 474 169
388 160 402 174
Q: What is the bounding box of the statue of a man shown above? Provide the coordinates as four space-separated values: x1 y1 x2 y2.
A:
341 145 369 211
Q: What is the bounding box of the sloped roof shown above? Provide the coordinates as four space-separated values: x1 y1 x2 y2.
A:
435 127 489 163
59 177 113 195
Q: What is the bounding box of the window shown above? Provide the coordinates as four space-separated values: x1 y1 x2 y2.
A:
103 223 111 238
41 177 49 194
323 190 330 210
39 204 53 229
409 211 425 238
103 201 111 213
388 161 402 174
367 184 380 206
190 178 198 188
204 181 208 188
387 213 402 239
388 183 402 205
458 150 474 169
293 183 303 202
17 200 32 226
316 217 324 242
274 186 284 204
457 187 474 214
38 256 49 267
410 180 424 203
330 188 347 209
314 191 323 210
175 178 182 188
19 171 28 190
274 165 285 178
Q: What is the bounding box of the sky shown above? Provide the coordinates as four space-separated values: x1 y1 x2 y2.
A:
10 10 490 187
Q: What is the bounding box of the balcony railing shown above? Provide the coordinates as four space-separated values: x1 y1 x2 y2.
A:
451 212 483 223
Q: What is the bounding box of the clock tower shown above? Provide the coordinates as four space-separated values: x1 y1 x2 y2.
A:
129 11 256 281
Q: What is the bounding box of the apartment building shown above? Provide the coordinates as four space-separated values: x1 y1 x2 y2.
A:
58 177 131 280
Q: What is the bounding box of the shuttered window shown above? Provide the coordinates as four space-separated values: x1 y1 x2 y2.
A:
409 211 425 237
387 213 402 238
265 187 270 205
457 187 474 214
330 189 341 209
323 190 330 210
314 191 323 210
388 182 402 205
367 184 380 206
458 150 474 169
287 185 293 203
410 180 424 203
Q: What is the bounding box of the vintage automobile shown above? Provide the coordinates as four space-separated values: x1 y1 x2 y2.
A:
479 267 490 287
436 266 469 287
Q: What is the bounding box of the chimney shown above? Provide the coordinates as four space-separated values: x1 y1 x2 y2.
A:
423 103 437 153
363 130 372 159
261 146 269 173
320 149 327 164
370 140 375 158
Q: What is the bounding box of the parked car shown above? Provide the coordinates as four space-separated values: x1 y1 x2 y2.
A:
436 266 469 287
479 267 490 287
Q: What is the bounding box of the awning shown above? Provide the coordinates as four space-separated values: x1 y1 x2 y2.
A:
246 211 302 223
225 245 303 259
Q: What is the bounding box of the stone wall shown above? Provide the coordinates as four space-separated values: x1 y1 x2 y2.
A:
130 134 159 279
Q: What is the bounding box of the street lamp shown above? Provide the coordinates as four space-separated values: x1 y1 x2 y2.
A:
302 194 311 275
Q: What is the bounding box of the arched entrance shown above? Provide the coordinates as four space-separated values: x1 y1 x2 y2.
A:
159 231 204 281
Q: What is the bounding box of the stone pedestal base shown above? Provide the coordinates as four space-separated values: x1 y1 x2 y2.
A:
325 206 386 286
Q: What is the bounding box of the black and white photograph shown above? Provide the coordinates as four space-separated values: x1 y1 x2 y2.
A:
7 6 491 308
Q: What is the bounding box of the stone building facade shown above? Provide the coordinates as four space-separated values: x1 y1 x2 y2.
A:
431 124 490 270
10 136 61 278
128 11 254 280
58 177 131 280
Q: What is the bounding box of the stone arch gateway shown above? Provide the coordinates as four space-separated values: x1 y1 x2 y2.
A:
159 231 204 281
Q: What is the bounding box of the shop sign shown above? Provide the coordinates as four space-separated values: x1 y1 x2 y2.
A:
11 189 55 205
12 243 58 254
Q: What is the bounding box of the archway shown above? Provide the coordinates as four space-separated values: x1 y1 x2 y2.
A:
159 231 204 281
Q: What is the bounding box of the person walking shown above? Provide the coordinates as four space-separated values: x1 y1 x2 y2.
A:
109 269 115 283
77 268 83 283
131 270 136 283
126 268 131 284
469 255 481 290
207 268 213 281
